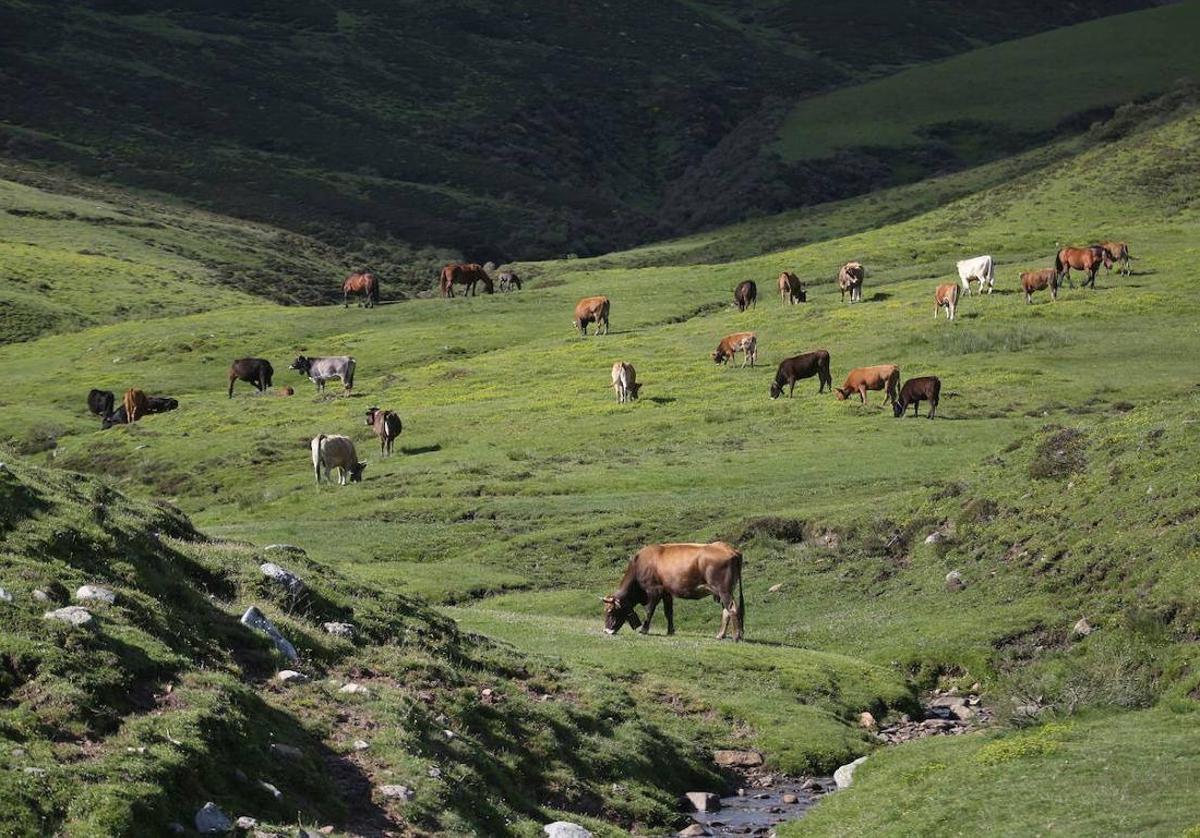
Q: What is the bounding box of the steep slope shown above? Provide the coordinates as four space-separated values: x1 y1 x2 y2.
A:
0 1 1150 260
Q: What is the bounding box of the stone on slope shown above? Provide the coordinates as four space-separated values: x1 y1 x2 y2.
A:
0 587 12 603
378 784 415 801
260 562 305 596
712 749 763 767
75 585 116 604
768 583 784 593
277 670 308 684
684 791 720 812
195 801 233 833
543 823 592 838
834 756 867 789
1073 617 1094 637
323 621 355 638
944 570 966 592
240 606 299 662
43 606 94 627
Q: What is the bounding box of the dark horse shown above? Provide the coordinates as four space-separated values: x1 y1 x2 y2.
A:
603 542 745 640
343 271 380 307
439 263 494 297
1055 246 1111 289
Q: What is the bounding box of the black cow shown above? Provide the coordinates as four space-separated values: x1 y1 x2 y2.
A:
101 405 128 429
734 280 757 312
87 389 115 417
228 358 274 398
893 376 941 419
769 350 832 399
145 396 179 414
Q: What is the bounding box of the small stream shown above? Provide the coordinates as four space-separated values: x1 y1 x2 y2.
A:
686 776 833 836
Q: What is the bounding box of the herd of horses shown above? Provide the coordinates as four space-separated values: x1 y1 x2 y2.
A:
86 240 1132 643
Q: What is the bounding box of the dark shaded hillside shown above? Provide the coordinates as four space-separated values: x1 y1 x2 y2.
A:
0 0 1150 263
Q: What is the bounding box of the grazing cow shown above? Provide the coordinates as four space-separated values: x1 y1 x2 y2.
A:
1095 241 1132 276
1020 268 1059 304
123 388 149 423
311 434 366 485
1056 245 1111 289
87 389 115 418
439 263 494 297
835 365 900 405
144 396 178 414
734 280 757 312
497 271 522 292
957 255 995 295
934 282 959 320
778 272 806 305
574 296 610 336
228 358 274 398
101 405 127 429
712 332 757 367
838 261 865 303
602 542 744 641
290 355 356 392
365 407 402 456
769 350 831 399
893 376 941 419
611 361 641 404
342 271 379 307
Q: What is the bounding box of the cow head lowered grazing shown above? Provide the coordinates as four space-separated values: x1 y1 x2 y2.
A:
602 542 745 641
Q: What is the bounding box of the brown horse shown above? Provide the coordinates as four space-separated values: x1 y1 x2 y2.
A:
342 272 379 307
439 263 494 297
1095 241 1133 277
1055 246 1111 289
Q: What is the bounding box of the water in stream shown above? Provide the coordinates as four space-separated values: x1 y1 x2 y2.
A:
686 776 834 836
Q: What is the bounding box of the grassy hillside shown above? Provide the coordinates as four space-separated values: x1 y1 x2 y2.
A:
1 94 1199 835
0 0 1151 264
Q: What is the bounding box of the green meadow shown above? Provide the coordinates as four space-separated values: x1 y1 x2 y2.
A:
2 91 1200 836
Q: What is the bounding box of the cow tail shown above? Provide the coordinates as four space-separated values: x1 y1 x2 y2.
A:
346 359 356 390
314 434 326 483
737 552 746 638
1054 251 1064 277
369 277 380 305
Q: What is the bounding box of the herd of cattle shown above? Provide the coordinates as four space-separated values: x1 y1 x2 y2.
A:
84 243 1131 641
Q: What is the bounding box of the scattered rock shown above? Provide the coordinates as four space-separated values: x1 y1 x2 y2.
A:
833 756 867 789
270 743 303 760
1073 617 1094 637
944 571 966 592
928 696 967 710
543 823 592 838
442 729 455 740
43 606 94 627
323 622 355 638
352 739 370 751
427 766 441 778
319 828 335 835
684 791 720 812
235 816 258 830
195 801 233 833
258 780 282 800
378 784 415 801
338 683 369 696
11 748 25 757
264 544 305 555
782 793 798 804
23 767 47 776
0 588 12 603
924 531 944 545
240 606 299 662
277 670 308 684
296 830 322 838
678 825 711 837
260 563 305 596
32 589 50 602
713 749 763 767
858 711 876 729
168 823 185 834
768 583 784 593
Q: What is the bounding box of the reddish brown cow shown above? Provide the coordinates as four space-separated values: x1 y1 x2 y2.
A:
574 296 610 336
712 332 757 367
778 272 806 305
365 407 402 456
603 542 744 640
123 388 149 423
1056 246 1111 289
835 365 900 405
893 376 941 419
1020 268 1059 304
934 283 959 320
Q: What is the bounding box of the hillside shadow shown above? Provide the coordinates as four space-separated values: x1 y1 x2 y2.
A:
647 397 676 405
868 292 892 302
401 443 442 455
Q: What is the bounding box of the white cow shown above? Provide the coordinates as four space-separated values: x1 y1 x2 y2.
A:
956 255 995 295
311 434 366 485
611 362 641 404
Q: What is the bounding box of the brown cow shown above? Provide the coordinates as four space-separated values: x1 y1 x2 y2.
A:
365 407 402 456
574 296 610 336
1020 268 1058 304
838 261 865 303
1056 246 1111 289
611 361 641 403
769 350 831 398
123 388 149 423
893 376 941 419
835 365 900 405
1095 241 1132 277
934 283 959 320
439 263 494 297
712 332 757 367
734 280 757 312
603 542 744 641
778 272 806 305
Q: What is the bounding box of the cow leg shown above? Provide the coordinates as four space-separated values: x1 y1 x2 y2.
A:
929 400 937 419
789 380 796 398
663 595 675 636
641 591 660 634
716 607 729 639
